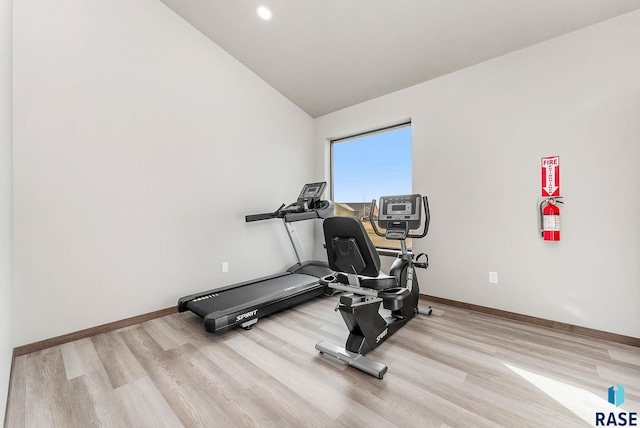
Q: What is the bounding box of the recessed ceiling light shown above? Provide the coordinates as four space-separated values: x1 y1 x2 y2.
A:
256 5 272 21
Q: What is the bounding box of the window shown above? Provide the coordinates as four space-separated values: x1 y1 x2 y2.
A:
331 122 412 250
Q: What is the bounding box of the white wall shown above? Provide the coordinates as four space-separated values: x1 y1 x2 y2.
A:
315 11 640 339
12 0 315 346
0 0 12 421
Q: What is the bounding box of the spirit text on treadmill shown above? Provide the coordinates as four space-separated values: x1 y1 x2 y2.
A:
236 309 258 322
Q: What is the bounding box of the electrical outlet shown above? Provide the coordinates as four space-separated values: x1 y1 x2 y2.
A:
222 262 229 273
489 271 498 284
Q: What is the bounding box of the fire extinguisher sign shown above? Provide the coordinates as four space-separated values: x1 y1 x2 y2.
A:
541 156 560 197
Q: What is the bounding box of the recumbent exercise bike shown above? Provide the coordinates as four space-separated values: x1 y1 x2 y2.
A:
315 193 431 379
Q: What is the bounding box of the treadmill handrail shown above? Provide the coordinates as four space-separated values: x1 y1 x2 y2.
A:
246 200 333 223
245 204 286 222
283 210 321 222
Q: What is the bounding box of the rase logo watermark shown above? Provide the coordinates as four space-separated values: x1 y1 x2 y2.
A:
596 384 637 426
609 384 625 407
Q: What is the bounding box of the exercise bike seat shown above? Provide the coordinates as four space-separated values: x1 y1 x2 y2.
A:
333 271 397 290
359 274 397 290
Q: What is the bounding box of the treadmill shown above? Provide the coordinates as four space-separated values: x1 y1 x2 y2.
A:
178 182 334 333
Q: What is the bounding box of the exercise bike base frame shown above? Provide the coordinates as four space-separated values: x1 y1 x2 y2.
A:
316 340 388 379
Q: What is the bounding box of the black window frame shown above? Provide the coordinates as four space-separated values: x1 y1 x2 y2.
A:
330 121 412 251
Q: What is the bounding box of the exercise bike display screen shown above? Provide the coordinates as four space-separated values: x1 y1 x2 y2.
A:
388 204 412 215
378 194 422 230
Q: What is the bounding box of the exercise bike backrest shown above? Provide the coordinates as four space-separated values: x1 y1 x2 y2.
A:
323 216 382 278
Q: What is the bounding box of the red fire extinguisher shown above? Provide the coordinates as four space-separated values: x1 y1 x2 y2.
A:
540 197 563 241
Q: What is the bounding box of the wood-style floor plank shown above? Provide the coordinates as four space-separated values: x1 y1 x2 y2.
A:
5 355 27 426
115 376 184 428
91 330 147 390
5 299 640 427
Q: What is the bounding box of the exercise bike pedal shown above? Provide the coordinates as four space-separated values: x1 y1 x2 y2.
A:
414 253 429 270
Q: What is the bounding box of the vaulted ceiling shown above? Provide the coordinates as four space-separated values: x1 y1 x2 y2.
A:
158 0 640 118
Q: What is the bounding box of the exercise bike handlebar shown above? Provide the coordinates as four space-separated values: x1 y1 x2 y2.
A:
417 196 430 238
369 196 430 239
369 200 383 237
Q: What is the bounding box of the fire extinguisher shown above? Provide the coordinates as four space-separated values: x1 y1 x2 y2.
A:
540 197 563 241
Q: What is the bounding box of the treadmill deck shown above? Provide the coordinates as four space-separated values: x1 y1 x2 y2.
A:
181 272 324 332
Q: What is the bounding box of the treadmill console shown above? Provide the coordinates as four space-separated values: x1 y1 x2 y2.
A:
282 182 329 214
297 182 326 205
296 182 326 208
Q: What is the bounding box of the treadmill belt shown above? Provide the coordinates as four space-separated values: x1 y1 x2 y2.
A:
185 273 319 318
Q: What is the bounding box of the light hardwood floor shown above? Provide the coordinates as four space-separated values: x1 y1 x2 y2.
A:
5 298 640 427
